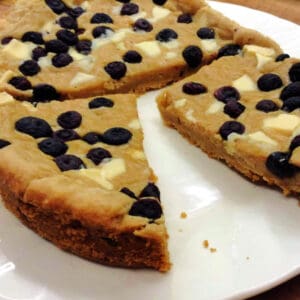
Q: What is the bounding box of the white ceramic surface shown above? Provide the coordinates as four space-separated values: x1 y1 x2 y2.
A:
0 2 300 300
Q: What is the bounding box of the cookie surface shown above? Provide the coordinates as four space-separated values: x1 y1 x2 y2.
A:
0 92 170 271
0 0 280 100
157 49 300 195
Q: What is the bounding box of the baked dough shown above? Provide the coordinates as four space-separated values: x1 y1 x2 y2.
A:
157 52 300 196
0 0 280 100
0 92 170 271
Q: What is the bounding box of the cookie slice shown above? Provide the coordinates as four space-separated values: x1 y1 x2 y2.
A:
0 92 170 271
0 0 280 100
157 49 300 196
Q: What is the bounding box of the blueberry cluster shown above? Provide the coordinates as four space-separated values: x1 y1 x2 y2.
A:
13 97 133 172
121 183 163 220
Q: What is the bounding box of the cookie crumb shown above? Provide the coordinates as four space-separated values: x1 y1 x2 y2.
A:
180 211 187 219
203 240 209 248
210 248 217 253
246 256 250 260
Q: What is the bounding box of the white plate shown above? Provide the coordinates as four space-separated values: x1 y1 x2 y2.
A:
0 2 300 300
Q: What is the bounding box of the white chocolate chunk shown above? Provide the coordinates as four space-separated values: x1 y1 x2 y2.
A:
128 119 141 130
111 29 131 43
185 109 197 123
243 45 276 57
131 150 146 160
0 70 15 85
100 158 126 181
130 11 147 21
136 41 161 57
290 148 300 167
70 72 96 87
38 56 52 68
2 39 34 60
112 5 122 15
174 98 187 108
165 52 177 60
0 92 15 105
149 6 170 23
69 48 87 61
200 39 218 52
233 74 257 92
76 56 95 72
263 114 300 134
116 42 126 51
42 20 55 34
247 131 277 146
256 53 273 69
161 40 179 49
81 1 90 10
79 169 113 190
206 101 224 114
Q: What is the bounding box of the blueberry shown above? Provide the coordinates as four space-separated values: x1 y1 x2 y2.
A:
153 0 167 5
45 0 68 14
19 60 41 76
266 152 295 178
224 100 245 118
219 121 245 140
120 187 137 199
123 50 142 63
1 36 13 45
52 53 73 68
177 13 192 24
55 154 85 171
290 135 300 152
281 96 300 112
255 100 279 113
53 129 80 141
217 44 241 58
139 183 160 201
22 31 44 44
120 3 139 15
90 13 113 24
129 199 162 219
280 82 300 101
56 29 78 46
57 111 82 129
15 116 53 138
182 82 207 95
289 63 300 82
9 76 32 91
58 16 78 30
156 28 178 42
32 47 47 61
32 84 60 102
197 27 215 39
89 97 114 109
76 28 86 35
82 132 102 145
38 138 68 157
275 53 290 62
102 127 132 145
257 73 283 92
214 86 240 103
92 26 114 38
104 61 127 80
75 39 92 55
182 45 203 68
67 7 85 18
133 18 153 32
87 147 112 165
45 39 69 53
0 139 11 149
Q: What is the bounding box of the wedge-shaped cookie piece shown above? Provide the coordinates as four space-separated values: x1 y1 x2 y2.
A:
157 51 300 196
0 92 169 271
0 0 280 100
